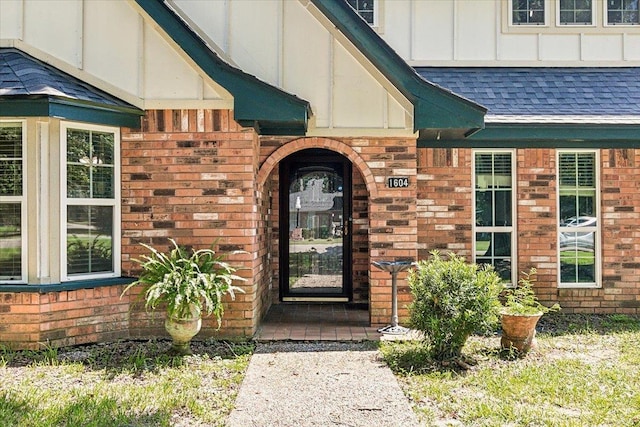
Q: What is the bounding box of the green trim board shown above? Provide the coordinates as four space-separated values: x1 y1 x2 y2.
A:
418 123 640 148
134 0 311 135
0 96 143 128
0 277 136 293
311 0 486 133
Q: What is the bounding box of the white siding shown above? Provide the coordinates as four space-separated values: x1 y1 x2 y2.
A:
171 0 415 134
228 0 280 86
0 0 22 39
333 42 386 129
83 0 139 96
1 0 228 108
456 0 497 60
380 0 640 66
582 34 625 61
411 1 455 61
22 0 82 68
282 1 332 127
539 35 581 61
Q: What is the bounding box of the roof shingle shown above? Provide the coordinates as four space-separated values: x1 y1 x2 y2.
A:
415 67 640 119
0 48 132 108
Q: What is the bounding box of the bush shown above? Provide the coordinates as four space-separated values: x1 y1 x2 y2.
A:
408 251 503 360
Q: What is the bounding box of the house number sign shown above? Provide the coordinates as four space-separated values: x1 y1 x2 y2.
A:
387 177 409 188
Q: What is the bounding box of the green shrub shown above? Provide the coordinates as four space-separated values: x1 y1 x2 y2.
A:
502 268 560 315
408 251 503 360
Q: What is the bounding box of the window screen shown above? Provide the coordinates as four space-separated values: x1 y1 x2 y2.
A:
558 152 598 286
474 152 515 283
513 0 545 24
559 0 593 24
0 123 23 281
65 127 116 277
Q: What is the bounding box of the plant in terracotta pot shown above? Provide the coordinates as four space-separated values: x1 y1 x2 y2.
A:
122 239 246 355
500 268 560 355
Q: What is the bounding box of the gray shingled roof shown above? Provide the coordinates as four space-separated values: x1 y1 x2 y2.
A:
416 67 640 123
0 48 134 108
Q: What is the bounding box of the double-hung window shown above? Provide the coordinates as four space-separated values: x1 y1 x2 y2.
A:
474 151 516 284
559 0 594 25
62 124 120 280
557 151 599 287
607 0 639 24
512 0 546 25
0 122 26 282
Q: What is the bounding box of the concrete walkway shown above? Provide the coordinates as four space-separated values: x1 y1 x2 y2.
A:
226 342 420 427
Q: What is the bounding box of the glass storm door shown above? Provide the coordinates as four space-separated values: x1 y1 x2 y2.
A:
280 150 352 302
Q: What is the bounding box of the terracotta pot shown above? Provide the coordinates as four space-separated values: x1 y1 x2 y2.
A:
500 312 542 354
165 307 202 355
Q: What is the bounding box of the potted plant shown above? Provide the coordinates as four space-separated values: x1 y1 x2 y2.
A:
122 239 246 355
500 268 560 355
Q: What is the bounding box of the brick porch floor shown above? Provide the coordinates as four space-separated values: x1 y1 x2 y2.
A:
254 303 383 341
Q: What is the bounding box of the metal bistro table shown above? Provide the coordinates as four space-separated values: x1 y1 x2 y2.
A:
372 260 414 335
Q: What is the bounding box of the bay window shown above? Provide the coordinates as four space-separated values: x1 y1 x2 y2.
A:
474 151 516 284
0 122 25 282
557 151 599 287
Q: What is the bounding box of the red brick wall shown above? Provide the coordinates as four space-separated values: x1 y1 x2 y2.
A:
121 109 260 338
4 114 638 351
417 148 473 260
418 147 640 314
256 136 418 326
259 138 371 305
0 287 130 350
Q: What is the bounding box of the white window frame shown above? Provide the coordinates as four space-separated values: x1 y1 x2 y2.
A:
604 0 640 26
557 0 597 26
510 0 550 26
60 122 121 281
347 0 380 28
0 120 27 283
472 149 517 285
556 149 600 289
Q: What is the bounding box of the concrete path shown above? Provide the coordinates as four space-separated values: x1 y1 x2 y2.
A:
226 342 420 427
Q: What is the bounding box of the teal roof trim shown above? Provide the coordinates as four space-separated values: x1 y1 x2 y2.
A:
1 48 143 127
0 96 143 128
311 0 486 132
417 123 640 148
135 0 310 135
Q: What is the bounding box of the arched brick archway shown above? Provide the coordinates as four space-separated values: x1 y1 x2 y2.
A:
257 137 378 199
255 137 376 314
256 135 418 330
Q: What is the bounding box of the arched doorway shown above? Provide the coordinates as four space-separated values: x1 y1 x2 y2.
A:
279 149 352 302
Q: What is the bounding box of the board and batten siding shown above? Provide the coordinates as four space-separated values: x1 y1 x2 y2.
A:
171 0 414 134
379 0 640 66
0 0 231 110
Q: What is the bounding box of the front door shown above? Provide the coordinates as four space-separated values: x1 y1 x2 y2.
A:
279 149 352 302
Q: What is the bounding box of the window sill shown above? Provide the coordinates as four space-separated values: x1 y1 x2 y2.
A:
0 277 136 293
558 283 601 289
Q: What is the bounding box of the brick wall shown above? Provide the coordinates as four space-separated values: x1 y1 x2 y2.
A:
256 136 418 326
418 147 640 314
0 287 130 350
121 109 260 339
4 115 638 351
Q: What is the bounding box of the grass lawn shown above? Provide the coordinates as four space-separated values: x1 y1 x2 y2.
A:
381 313 640 427
0 340 253 427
